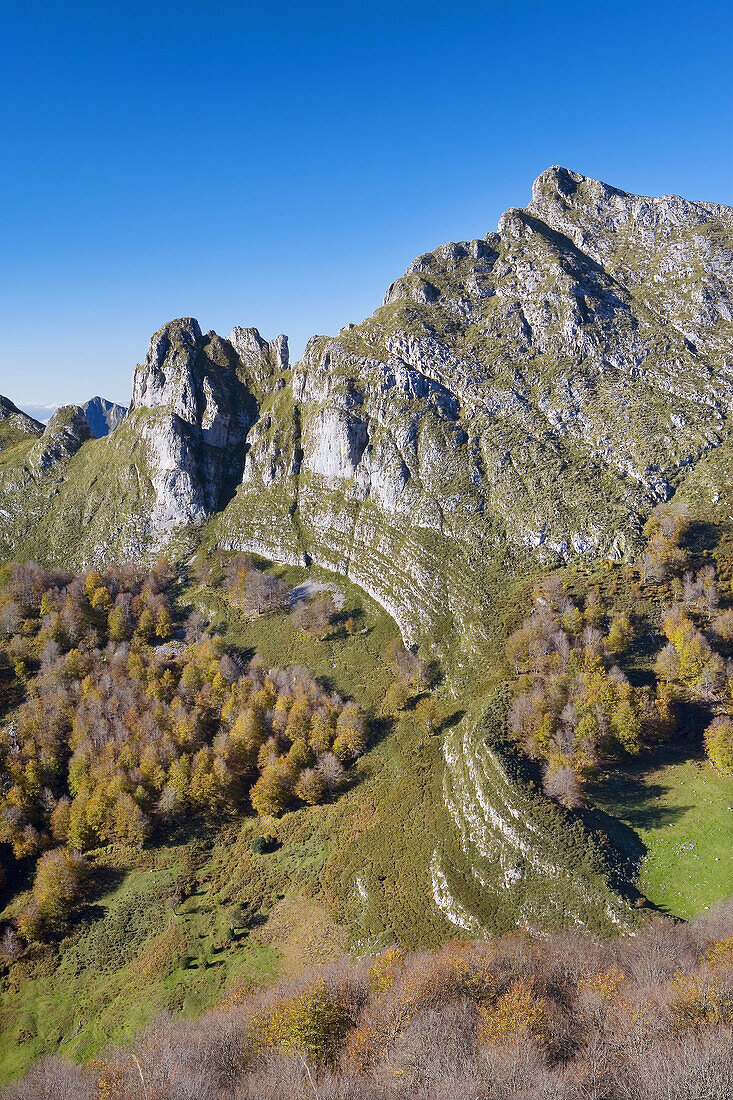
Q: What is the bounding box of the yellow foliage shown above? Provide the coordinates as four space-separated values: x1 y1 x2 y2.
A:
669 971 733 1030
30 846 87 930
83 570 103 599
252 978 349 1065
108 605 127 642
49 799 70 844
437 940 497 1000
662 608 695 651
155 604 172 639
294 767 325 805
607 613 633 654
90 586 112 612
706 936 733 967
250 761 290 816
369 947 405 994
478 978 547 1044
112 791 147 846
216 978 258 1012
704 717 733 775
309 710 332 754
578 964 627 1003
96 1063 128 1100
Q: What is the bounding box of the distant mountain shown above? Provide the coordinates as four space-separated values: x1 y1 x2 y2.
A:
82 395 127 437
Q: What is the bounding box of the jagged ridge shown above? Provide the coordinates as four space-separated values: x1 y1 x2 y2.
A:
3 166 733 934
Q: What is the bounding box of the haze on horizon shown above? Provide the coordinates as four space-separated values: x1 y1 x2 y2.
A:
1 0 732 408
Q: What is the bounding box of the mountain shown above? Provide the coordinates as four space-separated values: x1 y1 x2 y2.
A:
3 167 733 642
82 395 127 437
0 395 44 451
2 166 733 935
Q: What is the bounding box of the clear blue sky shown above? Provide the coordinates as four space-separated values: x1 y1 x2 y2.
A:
1 1 732 408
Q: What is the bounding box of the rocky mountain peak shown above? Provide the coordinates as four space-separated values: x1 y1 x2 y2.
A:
123 317 264 531
82 396 127 438
530 164 629 211
29 405 92 471
526 165 733 297
4 166 733 637
131 318 208 421
229 327 289 394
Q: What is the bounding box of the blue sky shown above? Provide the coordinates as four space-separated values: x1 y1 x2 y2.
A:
1 1 732 408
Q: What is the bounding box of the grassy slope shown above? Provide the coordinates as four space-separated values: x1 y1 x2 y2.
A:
0 836 279 1082
186 561 453 950
591 745 733 919
0 560 419 1082
565 548 733 922
186 559 399 713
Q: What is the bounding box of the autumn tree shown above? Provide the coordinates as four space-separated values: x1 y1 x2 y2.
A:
607 612 634 654
255 978 350 1066
250 762 290 816
18 847 88 939
704 717 733 775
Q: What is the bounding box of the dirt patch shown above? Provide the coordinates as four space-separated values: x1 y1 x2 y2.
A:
255 896 349 976
287 580 346 610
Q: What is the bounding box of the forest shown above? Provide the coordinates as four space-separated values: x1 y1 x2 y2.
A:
505 504 733 811
0 556 371 945
5 904 732 1099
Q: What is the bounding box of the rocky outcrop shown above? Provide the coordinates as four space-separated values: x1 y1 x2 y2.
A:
228 326 289 399
82 396 127 438
0 396 44 451
4 168 733 639
126 317 261 533
218 168 733 647
29 405 92 471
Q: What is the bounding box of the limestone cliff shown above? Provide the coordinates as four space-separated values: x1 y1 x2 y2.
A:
3 166 733 935
0 319 274 562
3 166 733 641
218 167 733 649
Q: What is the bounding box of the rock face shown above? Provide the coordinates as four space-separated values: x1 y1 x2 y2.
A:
125 317 265 533
4 167 733 644
217 167 733 646
0 321 286 563
82 396 127 438
29 405 92 471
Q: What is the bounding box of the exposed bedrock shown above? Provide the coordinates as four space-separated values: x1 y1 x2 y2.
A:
4 166 733 932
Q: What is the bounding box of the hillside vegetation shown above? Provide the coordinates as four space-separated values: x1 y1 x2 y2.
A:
1 167 733 1088
1 505 732 1081
6 905 733 1100
2 168 733 947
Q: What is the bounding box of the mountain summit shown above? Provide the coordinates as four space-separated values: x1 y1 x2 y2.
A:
82 395 127 437
2 165 733 645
